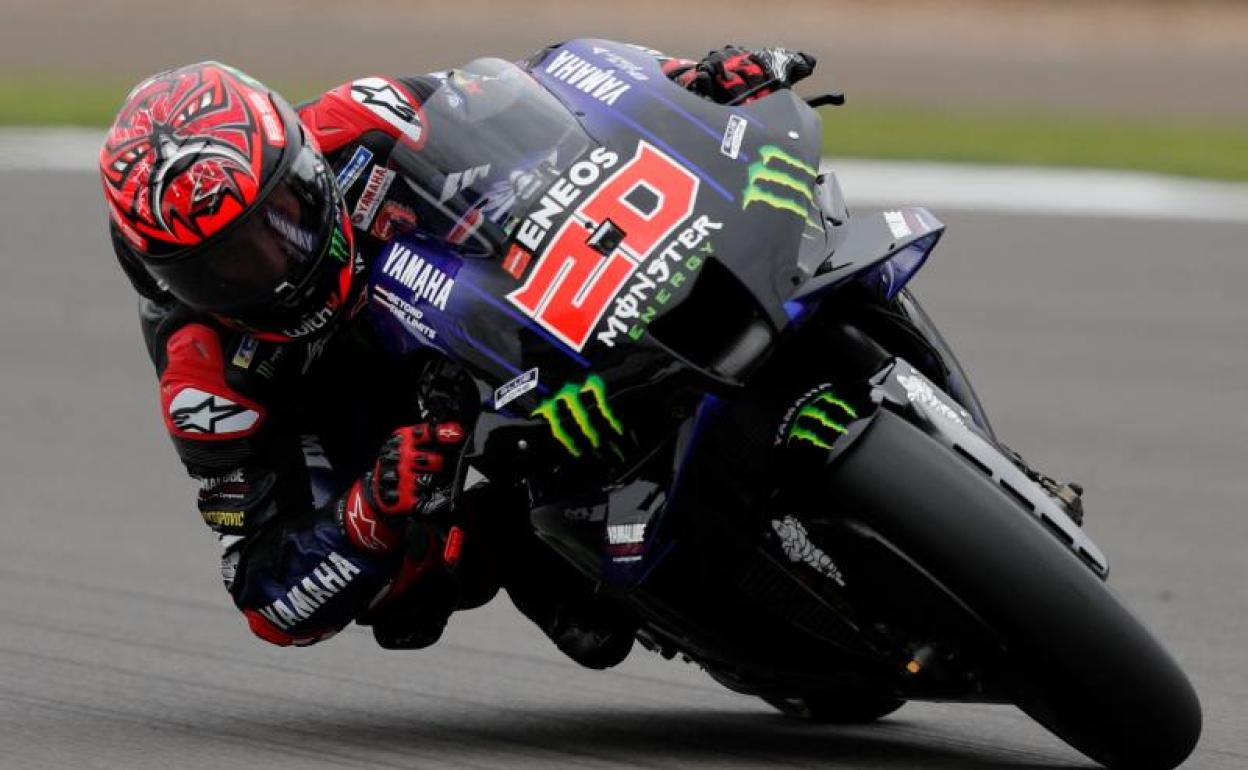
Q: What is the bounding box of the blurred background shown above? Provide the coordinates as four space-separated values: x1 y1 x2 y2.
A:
3 0 1248 178
1 2 1246 768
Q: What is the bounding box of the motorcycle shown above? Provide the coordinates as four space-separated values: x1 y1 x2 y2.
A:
365 39 1201 769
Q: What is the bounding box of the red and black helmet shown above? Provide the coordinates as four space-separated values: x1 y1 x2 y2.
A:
100 62 357 341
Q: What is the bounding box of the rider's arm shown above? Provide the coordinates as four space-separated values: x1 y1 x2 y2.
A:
143 310 459 647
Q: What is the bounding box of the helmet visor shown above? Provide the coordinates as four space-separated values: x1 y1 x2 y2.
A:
146 140 343 318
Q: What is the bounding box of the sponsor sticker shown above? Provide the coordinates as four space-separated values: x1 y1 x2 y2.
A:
447 208 484 246
590 46 650 81
743 145 820 228
595 215 721 349
439 163 491 202
374 285 439 343
231 335 258 369
502 243 532 280
544 49 631 106
772 515 846 586
896 373 968 428
508 142 699 352
531 375 624 459
884 210 912 239
370 202 418 241
351 166 395 229
201 510 246 529
606 522 647 562
777 385 859 450
335 146 374 193
282 300 340 339
494 367 539 410
372 240 457 345
247 91 286 147
513 146 620 253
720 115 748 160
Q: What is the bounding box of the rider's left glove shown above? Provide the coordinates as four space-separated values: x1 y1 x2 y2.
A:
690 46 817 105
338 423 466 554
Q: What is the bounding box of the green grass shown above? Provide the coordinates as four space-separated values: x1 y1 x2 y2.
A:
822 103 1248 182
3 77 1246 181
0 78 323 128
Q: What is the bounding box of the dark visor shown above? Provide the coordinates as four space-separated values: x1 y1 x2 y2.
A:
147 141 340 318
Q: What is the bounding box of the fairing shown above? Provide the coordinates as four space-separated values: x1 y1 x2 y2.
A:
355 44 1134 719
369 42 832 432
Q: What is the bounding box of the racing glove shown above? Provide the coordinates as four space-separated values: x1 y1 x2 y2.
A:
339 423 465 554
682 46 817 105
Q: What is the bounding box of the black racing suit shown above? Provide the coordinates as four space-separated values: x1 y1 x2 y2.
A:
111 49 721 650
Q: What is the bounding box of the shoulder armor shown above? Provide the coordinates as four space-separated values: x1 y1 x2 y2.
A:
160 324 267 442
299 77 427 154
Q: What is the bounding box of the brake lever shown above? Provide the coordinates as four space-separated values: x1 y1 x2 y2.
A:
806 92 846 108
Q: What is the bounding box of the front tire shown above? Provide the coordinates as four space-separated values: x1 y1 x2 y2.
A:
763 693 906 724
826 410 1201 769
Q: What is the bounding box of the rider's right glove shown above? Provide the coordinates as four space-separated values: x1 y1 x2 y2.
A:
338 423 466 554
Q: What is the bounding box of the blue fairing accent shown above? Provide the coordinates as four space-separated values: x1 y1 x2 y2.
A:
236 513 398 638
530 40 737 202
860 234 939 301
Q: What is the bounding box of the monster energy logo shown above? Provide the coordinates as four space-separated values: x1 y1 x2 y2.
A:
786 389 858 450
532 375 625 459
743 145 820 227
329 226 350 263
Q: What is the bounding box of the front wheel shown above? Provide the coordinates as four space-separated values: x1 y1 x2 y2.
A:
826 410 1201 769
762 693 906 724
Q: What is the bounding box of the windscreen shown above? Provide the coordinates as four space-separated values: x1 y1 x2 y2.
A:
386 58 592 255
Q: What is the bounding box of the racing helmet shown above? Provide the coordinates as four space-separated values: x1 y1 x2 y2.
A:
100 62 357 341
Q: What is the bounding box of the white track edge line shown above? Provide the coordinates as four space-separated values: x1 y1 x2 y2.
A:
3 127 1247 223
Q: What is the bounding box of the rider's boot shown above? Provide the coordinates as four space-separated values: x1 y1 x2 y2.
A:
504 534 637 669
545 595 637 670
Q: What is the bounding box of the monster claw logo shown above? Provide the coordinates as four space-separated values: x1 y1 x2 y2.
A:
532 375 626 459
100 62 280 253
785 388 858 451
742 145 820 228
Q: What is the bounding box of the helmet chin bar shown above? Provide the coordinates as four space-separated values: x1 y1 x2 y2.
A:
216 249 359 344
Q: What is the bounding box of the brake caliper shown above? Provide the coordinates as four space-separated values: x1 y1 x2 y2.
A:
1001 444 1086 525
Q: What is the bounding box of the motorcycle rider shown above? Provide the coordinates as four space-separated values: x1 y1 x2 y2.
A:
99 44 815 665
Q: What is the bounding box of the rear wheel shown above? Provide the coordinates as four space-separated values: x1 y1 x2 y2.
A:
826 410 1201 769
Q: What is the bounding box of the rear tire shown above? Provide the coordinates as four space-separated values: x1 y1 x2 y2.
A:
826 410 1201 769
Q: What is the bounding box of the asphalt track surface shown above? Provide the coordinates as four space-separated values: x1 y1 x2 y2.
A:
1 169 1245 769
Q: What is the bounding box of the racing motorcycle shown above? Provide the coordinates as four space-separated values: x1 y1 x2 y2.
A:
365 40 1201 769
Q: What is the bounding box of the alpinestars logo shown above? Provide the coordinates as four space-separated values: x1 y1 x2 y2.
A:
350 77 425 147
344 488 388 552
783 387 858 450
352 80 415 120
742 145 820 228
168 387 261 435
531 375 625 459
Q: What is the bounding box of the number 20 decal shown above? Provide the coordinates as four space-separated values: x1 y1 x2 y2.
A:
507 142 699 352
